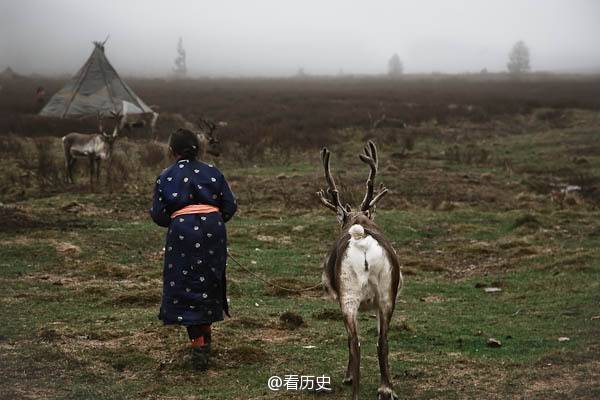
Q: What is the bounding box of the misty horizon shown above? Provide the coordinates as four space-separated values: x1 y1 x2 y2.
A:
1 0 599 78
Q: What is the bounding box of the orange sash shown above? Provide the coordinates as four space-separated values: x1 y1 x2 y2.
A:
171 204 220 219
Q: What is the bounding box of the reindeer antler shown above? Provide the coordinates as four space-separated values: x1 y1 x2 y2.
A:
97 111 105 134
368 102 387 130
316 147 345 214
109 110 123 137
198 118 217 136
359 140 388 211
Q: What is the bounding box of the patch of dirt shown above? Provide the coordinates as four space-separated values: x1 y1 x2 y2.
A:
392 345 600 399
0 386 65 400
225 316 265 329
497 238 533 249
59 201 116 217
256 234 292 244
279 311 304 330
406 230 563 280
509 246 540 257
461 240 496 256
219 344 269 365
312 308 342 321
512 213 541 229
24 272 160 298
524 348 600 399
54 241 81 254
370 319 414 338
0 205 49 232
401 266 419 275
256 328 297 344
86 262 136 279
544 250 594 271
419 295 446 303
24 272 78 286
1 236 81 256
37 328 61 342
112 290 161 306
60 201 84 213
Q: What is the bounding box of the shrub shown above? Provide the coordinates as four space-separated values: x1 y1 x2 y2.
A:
0 134 25 155
105 150 133 190
139 141 167 167
444 143 490 165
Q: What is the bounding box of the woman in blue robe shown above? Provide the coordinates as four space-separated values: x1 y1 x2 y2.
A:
150 128 237 369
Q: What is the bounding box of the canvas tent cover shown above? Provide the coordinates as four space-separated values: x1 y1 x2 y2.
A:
39 42 152 117
0 67 19 80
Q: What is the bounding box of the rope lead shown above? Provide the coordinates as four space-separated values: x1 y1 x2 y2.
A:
227 250 323 293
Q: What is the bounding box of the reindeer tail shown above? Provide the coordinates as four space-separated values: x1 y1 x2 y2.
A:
348 224 366 240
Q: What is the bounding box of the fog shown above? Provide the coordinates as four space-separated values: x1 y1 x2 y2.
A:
1 0 599 77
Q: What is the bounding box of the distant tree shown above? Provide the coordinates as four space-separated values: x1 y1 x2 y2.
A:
174 37 187 77
388 54 403 78
296 67 307 78
507 40 530 75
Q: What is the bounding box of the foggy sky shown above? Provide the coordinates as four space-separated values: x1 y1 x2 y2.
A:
1 0 599 77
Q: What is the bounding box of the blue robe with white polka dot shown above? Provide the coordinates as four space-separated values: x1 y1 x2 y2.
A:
150 159 237 326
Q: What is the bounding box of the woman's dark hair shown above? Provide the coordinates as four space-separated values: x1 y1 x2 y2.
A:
169 128 199 160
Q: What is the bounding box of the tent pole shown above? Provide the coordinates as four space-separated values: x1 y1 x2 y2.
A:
96 48 119 112
103 55 150 113
62 46 96 118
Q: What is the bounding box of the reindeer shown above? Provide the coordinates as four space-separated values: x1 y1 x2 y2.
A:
316 141 402 400
368 103 407 131
118 105 159 140
160 113 224 159
62 111 121 185
195 118 227 159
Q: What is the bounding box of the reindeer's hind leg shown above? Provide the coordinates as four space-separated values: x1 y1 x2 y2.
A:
65 156 76 183
88 156 95 188
63 140 74 183
343 335 355 385
64 154 71 183
95 158 101 183
150 113 159 141
376 306 397 400
341 302 360 400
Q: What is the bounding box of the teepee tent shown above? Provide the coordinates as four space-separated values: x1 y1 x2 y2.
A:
0 67 20 80
39 41 153 117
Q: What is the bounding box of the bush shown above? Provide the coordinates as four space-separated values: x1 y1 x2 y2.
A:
34 138 63 189
0 134 25 155
444 143 490 165
106 151 133 188
139 141 166 167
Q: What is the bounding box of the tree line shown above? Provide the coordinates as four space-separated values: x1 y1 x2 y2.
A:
388 40 531 77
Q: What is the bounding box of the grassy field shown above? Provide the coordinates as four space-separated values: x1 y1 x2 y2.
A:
1 77 600 399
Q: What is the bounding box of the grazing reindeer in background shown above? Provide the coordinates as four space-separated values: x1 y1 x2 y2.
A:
162 114 225 159
196 118 227 159
316 141 402 400
62 111 121 186
118 105 160 140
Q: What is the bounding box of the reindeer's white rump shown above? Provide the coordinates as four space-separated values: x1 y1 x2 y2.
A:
338 224 398 313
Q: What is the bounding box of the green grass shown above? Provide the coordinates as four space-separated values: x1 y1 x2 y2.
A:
1 122 600 399
2 205 599 398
